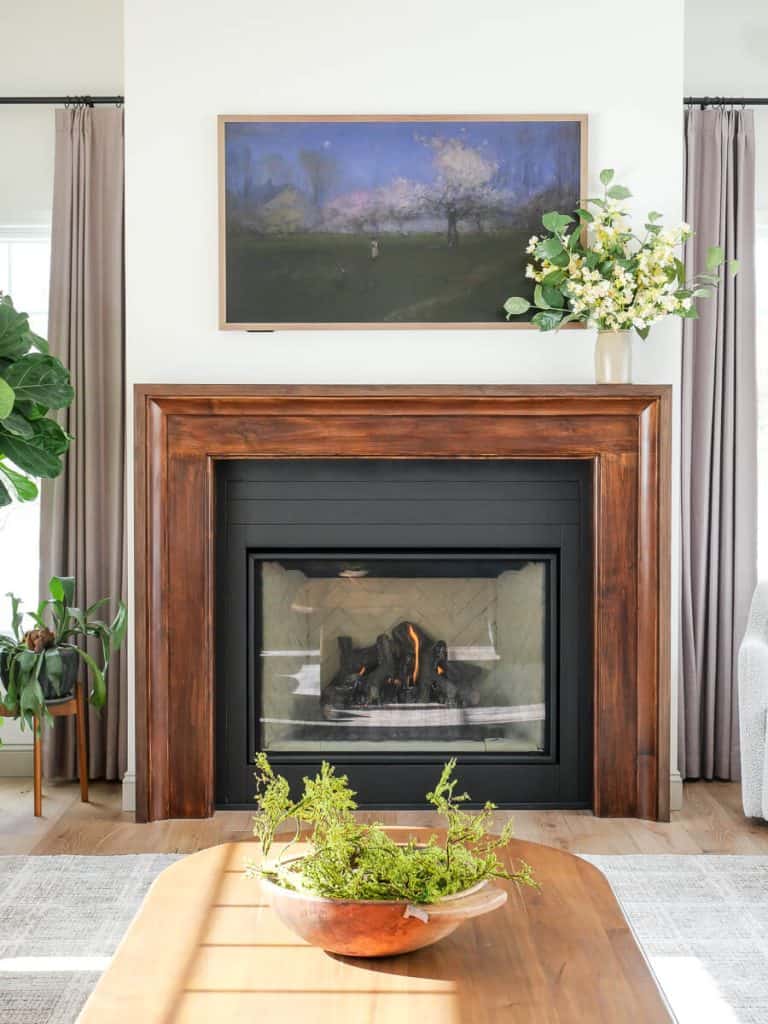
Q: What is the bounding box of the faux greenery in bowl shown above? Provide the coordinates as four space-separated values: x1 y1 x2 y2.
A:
0 576 126 729
249 755 537 956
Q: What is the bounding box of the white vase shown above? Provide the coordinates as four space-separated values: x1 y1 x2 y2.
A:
594 329 632 384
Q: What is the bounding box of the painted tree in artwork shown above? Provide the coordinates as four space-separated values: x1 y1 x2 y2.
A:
418 136 503 246
299 149 338 210
376 178 422 233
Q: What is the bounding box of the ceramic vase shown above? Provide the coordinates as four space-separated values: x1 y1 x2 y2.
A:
595 329 632 384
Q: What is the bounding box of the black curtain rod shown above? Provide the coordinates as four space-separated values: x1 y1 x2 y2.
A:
684 96 768 106
0 96 123 106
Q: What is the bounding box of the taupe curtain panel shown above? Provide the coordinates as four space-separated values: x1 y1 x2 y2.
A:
680 107 757 781
40 107 126 780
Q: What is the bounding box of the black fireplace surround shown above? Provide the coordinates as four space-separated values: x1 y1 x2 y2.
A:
215 459 592 808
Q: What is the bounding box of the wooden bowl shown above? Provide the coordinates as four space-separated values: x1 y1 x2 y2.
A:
260 870 507 957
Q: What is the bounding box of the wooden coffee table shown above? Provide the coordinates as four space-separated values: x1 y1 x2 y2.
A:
80 831 672 1023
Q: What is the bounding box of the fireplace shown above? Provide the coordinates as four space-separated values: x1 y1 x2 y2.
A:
134 385 670 821
214 460 591 807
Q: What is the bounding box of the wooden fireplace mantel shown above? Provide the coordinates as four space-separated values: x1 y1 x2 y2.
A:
134 384 671 822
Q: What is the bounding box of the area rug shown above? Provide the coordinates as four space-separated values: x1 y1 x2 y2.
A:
1 854 767 1023
586 855 768 1024
0 855 179 1024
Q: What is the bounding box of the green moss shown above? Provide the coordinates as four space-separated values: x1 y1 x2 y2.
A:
248 755 537 903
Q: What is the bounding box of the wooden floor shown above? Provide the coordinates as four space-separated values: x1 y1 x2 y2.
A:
1 778 767 855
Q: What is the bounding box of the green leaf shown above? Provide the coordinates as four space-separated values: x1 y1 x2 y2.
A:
0 412 34 438
49 576 76 606
538 236 564 260
503 296 530 317
0 378 14 420
0 461 38 502
548 250 570 268
575 208 593 223
542 211 573 233
0 428 62 478
567 231 582 251
645 223 662 234
0 478 11 507
541 285 565 308
2 354 74 410
706 245 724 270
675 258 686 285
679 306 699 319
607 184 632 200
43 648 64 698
109 602 127 650
0 303 33 360
729 258 740 275
541 269 567 287
648 211 663 222
599 168 615 186
533 284 549 309
75 647 106 708
30 418 71 457
531 309 563 331
635 324 651 340
692 286 713 298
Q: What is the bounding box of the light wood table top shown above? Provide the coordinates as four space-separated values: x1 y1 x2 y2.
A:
79 830 672 1023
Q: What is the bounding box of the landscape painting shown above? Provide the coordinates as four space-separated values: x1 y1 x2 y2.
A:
220 115 585 329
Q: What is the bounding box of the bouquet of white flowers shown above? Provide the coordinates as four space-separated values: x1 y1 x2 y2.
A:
504 168 737 338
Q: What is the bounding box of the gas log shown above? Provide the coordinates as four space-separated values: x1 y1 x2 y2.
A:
321 620 482 713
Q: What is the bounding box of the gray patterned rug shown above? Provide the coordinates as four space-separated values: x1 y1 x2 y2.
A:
0 855 179 1024
586 855 768 1024
0 853 766 1023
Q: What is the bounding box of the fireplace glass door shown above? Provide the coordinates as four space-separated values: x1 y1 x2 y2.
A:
252 554 553 756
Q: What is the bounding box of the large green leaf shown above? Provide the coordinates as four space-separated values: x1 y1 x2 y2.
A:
3 353 74 410
0 461 38 501
0 428 62 477
30 417 71 456
75 647 106 708
49 576 76 606
0 477 11 507
531 309 564 331
0 411 34 438
0 303 32 360
503 296 530 317
0 378 14 419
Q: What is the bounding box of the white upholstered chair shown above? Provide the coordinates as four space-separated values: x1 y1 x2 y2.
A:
739 582 768 819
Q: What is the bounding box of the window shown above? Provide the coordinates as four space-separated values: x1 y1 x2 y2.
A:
0 227 51 635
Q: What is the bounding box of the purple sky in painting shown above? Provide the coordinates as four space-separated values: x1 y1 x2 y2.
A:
225 119 580 203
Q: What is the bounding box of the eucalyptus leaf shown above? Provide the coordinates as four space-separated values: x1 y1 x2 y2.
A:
599 168 615 186
607 184 632 200
531 309 563 331
538 236 564 259
729 258 740 275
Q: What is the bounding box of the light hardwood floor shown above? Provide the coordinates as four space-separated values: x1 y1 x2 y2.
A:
1 778 767 855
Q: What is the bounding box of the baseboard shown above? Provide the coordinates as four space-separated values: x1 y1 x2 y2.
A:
670 768 683 812
0 746 34 777
122 769 136 813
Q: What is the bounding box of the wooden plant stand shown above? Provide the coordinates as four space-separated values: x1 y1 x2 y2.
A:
1 680 88 816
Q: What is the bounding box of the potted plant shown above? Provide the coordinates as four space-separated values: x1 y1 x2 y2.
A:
0 576 126 730
503 168 738 383
248 754 537 957
0 293 74 506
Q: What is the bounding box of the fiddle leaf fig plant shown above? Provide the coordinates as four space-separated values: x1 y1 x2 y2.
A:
0 293 74 507
0 576 127 730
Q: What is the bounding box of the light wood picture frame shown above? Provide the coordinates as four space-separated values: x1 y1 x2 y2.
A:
218 114 588 331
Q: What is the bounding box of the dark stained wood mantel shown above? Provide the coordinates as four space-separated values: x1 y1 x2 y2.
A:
134 385 671 823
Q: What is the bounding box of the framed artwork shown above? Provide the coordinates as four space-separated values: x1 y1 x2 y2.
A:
218 114 587 330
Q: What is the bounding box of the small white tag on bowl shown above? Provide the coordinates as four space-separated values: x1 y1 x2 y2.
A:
403 904 429 923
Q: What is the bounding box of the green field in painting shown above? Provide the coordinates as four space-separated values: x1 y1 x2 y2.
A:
225 230 532 325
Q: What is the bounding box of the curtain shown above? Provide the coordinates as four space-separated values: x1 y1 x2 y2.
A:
40 107 126 781
680 107 758 780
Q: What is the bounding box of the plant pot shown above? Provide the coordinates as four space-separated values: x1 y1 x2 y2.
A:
260 865 507 957
0 647 79 703
595 329 632 384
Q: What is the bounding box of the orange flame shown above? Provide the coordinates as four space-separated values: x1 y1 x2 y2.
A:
407 623 419 686
436 664 445 676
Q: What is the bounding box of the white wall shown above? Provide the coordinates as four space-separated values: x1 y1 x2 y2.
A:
0 1 123 767
124 0 685 809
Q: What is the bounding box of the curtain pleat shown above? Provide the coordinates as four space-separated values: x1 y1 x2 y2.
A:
40 107 126 781
679 107 758 780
